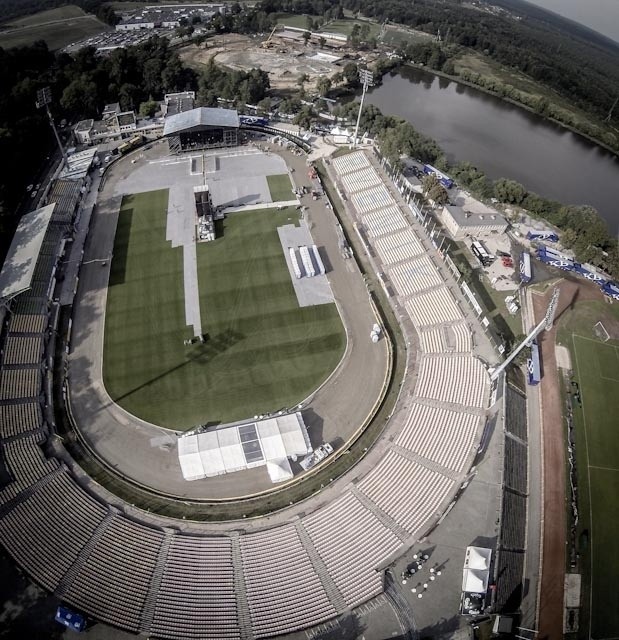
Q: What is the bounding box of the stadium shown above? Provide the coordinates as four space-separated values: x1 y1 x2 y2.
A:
0 109 525 638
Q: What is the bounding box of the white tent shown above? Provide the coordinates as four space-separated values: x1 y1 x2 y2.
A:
462 568 488 593
177 412 312 482
266 458 293 483
177 435 204 481
464 545 492 571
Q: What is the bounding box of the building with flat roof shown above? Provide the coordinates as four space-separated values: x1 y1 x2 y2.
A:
0 204 56 302
438 192 508 240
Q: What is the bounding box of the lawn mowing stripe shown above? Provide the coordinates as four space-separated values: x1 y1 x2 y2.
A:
105 199 345 427
572 333 619 638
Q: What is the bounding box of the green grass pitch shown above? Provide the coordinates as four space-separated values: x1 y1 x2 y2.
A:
103 191 345 428
571 335 619 638
266 174 294 202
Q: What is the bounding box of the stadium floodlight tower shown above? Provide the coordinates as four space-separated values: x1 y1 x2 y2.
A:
489 287 559 382
36 86 67 165
353 68 373 148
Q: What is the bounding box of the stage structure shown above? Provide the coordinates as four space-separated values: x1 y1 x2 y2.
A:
163 107 240 152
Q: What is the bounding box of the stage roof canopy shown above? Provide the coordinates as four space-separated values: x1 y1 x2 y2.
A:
163 107 240 137
0 203 55 301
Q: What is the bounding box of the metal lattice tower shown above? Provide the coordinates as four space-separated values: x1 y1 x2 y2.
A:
353 68 374 148
36 87 67 165
490 287 559 382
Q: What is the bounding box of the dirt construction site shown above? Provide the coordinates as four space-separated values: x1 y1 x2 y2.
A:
180 33 346 91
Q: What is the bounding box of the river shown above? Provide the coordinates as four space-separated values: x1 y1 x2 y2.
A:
363 66 619 231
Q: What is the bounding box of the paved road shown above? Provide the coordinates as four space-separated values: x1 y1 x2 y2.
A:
67 142 389 499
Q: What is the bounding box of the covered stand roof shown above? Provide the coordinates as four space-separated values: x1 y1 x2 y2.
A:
163 107 240 137
0 204 55 301
178 412 311 482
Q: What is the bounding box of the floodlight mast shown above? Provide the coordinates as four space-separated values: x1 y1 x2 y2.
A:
36 87 67 165
353 68 373 148
489 287 559 382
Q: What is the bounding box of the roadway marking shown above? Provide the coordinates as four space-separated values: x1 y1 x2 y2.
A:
589 465 619 472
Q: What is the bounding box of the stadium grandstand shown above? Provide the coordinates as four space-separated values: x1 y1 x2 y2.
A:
0 147 507 638
0 204 56 303
494 380 528 612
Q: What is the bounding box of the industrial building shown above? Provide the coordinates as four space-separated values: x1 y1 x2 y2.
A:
115 4 227 31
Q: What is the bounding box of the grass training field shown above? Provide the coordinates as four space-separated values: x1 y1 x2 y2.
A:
570 333 619 638
0 14 109 50
266 174 293 202
103 192 345 428
4 5 86 26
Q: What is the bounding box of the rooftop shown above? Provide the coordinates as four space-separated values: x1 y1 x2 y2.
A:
444 192 507 228
0 204 56 300
163 106 240 136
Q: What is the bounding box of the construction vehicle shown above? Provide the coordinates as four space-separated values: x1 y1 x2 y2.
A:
261 25 278 49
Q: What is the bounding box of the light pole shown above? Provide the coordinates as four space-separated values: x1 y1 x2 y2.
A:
353 68 373 148
36 86 67 165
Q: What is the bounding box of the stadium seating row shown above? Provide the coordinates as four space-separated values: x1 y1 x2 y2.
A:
340 166 383 194
0 367 41 401
415 355 488 409
395 404 479 474
2 336 43 366
331 150 371 175
0 402 42 438
9 312 47 333
374 228 425 264
388 255 444 298
362 205 408 238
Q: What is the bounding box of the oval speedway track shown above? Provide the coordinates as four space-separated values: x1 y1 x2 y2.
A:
0 146 493 639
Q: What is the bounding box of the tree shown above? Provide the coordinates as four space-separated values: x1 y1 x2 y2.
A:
60 76 99 117
302 30 311 46
343 62 359 87
331 71 345 86
422 173 440 197
319 36 326 49
316 76 332 96
257 97 271 115
294 105 316 129
118 82 140 112
493 178 526 204
296 73 309 89
428 183 449 205
139 100 159 118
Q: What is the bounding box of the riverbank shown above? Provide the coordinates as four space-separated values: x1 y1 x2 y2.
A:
393 62 619 159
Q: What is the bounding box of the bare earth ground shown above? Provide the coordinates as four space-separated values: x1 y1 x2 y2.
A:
533 278 602 639
180 36 341 91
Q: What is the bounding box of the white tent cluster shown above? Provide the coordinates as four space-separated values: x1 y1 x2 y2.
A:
460 545 492 615
177 412 312 483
